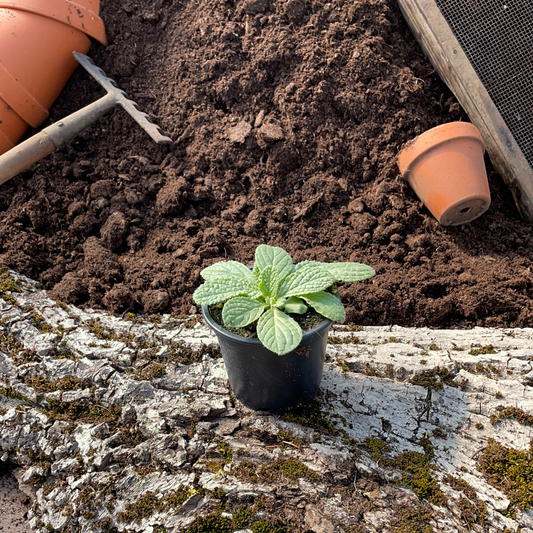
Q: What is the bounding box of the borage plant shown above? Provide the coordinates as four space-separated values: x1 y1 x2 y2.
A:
193 244 375 356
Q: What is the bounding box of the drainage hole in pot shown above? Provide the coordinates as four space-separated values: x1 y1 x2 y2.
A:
459 206 472 214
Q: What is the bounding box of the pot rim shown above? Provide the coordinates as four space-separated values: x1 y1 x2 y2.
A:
201 304 332 347
0 0 108 45
397 121 485 177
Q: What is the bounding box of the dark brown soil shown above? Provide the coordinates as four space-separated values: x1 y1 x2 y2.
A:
1 0 532 328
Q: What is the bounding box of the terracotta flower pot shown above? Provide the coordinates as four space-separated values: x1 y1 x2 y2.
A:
0 0 108 155
397 122 491 226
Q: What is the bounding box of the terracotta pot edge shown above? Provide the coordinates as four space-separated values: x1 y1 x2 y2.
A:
397 122 485 177
0 0 108 45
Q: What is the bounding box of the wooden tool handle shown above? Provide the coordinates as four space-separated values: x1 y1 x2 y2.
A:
0 132 57 185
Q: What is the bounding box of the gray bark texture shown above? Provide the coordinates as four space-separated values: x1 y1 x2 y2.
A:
0 269 532 533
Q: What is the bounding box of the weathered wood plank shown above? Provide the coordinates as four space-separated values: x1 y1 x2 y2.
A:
1 271 533 532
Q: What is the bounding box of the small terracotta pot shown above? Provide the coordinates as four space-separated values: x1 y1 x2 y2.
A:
397 122 491 226
0 0 108 155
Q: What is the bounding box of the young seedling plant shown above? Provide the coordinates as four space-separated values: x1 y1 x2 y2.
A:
193 244 375 356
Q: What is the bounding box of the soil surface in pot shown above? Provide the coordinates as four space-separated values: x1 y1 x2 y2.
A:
207 302 327 338
0 0 531 329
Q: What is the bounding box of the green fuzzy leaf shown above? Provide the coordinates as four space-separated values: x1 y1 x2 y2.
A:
222 297 265 327
193 279 260 305
255 244 294 281
318 262 375 282
293 260 319 271
259 266 280 301
200 260 254 282
281 264 335 298
283 296 308 315
302 291 346 322
252 265 262 280
257 307 303 356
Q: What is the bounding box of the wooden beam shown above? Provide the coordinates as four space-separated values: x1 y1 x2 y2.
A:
397 0 533 222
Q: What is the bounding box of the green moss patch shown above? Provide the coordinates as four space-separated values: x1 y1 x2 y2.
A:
390 452 446 505
217 441 233 463
363 437 391 461
0 331 39 365
362 436 446 506
43 399 121 424
443 475 476 499
281 399 339 436
85 319 117 341
409 366 465 391
167 341 221 365
119 486 195 524
328 335 362 345
230 460 259 483
232 458 321 485
390 505 433 533
267 459 321 482
179 510 288 533
119 491 159 524
24 375 89 393
468 344 497 355
477 438 533 515
54 347 77 360
0 267 23 305
250 520 288 533
230 507 253 529
492 405 533 426
0 386 32 404
442 475 488 525
134 362 166 380
180 513 231 533
460 362 502 378
29 311 54 333
276 430 303 447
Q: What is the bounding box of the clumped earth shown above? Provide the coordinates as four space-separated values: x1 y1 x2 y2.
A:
0 0 531 328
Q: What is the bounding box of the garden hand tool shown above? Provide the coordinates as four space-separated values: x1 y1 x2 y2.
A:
0 0 108 155
0 51 172 186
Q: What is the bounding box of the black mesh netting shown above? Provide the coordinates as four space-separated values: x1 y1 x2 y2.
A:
435 0 533 169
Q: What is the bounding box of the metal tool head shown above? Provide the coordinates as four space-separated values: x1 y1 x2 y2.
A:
73 52 173 145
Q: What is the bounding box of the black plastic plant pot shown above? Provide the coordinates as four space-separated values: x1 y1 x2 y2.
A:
202 305 332 411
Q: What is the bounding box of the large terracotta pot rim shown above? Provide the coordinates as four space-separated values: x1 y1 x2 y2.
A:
0 0 108 153
0 0 108 45
398 121 485 178
0 61 50 127
0 128 14 151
